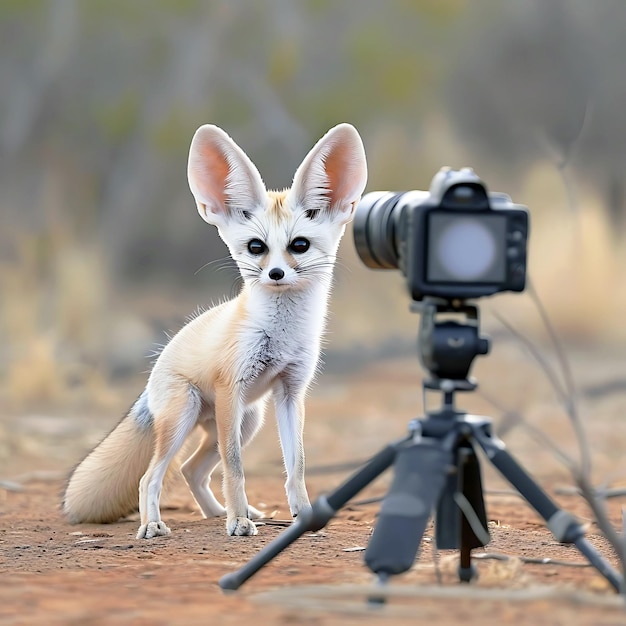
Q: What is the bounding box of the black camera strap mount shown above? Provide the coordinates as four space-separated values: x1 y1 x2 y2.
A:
218 299 623 597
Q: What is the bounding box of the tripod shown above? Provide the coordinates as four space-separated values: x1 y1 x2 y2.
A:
219 299 622 594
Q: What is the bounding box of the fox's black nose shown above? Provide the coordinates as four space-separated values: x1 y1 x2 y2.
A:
268 267 285 281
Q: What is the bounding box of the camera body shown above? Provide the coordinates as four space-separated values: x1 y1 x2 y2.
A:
354 167 529 301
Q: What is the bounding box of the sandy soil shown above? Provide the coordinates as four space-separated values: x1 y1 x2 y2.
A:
1 347 625 625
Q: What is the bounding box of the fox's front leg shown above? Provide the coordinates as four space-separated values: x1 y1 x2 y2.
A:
273 380 311 517
215 384 258 536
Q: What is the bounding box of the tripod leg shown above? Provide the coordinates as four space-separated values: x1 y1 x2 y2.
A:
458 445 488 582
365 439 452 577
436 443 490 546
218 439 402 591
436 442 488 582
472 428 623 592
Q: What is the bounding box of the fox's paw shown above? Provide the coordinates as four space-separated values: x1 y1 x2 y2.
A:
291 504 312 520
227 517 258 536
248 505 265 520
286 484 311 518
201 504 226 518
137 521 171 539
289 497 312 519
212 504 227 517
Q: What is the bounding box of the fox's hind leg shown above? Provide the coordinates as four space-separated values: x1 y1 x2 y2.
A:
181 401 264 520
180 417 225 517
137 383 201 539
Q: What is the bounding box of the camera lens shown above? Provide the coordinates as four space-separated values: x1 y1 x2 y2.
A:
353 192 402 269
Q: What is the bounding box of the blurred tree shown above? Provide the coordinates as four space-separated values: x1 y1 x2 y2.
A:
2 0 624 292
1 0 463 283
445 0 626 235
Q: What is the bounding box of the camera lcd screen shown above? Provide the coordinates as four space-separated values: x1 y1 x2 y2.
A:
426 212 507 284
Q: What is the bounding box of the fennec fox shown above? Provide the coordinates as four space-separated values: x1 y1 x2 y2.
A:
63 123 368 538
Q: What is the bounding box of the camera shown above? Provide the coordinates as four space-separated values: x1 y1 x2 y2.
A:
353 167 529 301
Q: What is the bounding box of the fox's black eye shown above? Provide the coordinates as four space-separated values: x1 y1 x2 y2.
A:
247 239 267 255
289 237 310 253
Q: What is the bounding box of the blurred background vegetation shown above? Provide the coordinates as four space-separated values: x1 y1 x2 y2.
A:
1 0 625 414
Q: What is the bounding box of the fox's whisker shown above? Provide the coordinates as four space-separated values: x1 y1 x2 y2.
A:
194 256 235 275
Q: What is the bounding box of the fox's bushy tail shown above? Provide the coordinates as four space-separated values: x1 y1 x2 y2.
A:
63 403 154 524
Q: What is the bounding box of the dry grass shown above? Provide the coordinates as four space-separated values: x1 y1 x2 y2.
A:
0 231 120 411
490 164 626 342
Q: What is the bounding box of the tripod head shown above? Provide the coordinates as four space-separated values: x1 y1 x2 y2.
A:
413 297 490 394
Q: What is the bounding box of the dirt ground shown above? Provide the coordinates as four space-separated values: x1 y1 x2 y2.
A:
1 345 625 625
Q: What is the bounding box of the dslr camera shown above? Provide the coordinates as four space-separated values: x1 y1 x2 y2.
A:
353 167 529 301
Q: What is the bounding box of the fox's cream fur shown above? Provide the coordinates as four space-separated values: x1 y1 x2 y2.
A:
63 123 368 538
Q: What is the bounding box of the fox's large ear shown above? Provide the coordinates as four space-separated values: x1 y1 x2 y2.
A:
290 123 368 225
187 125 267 227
